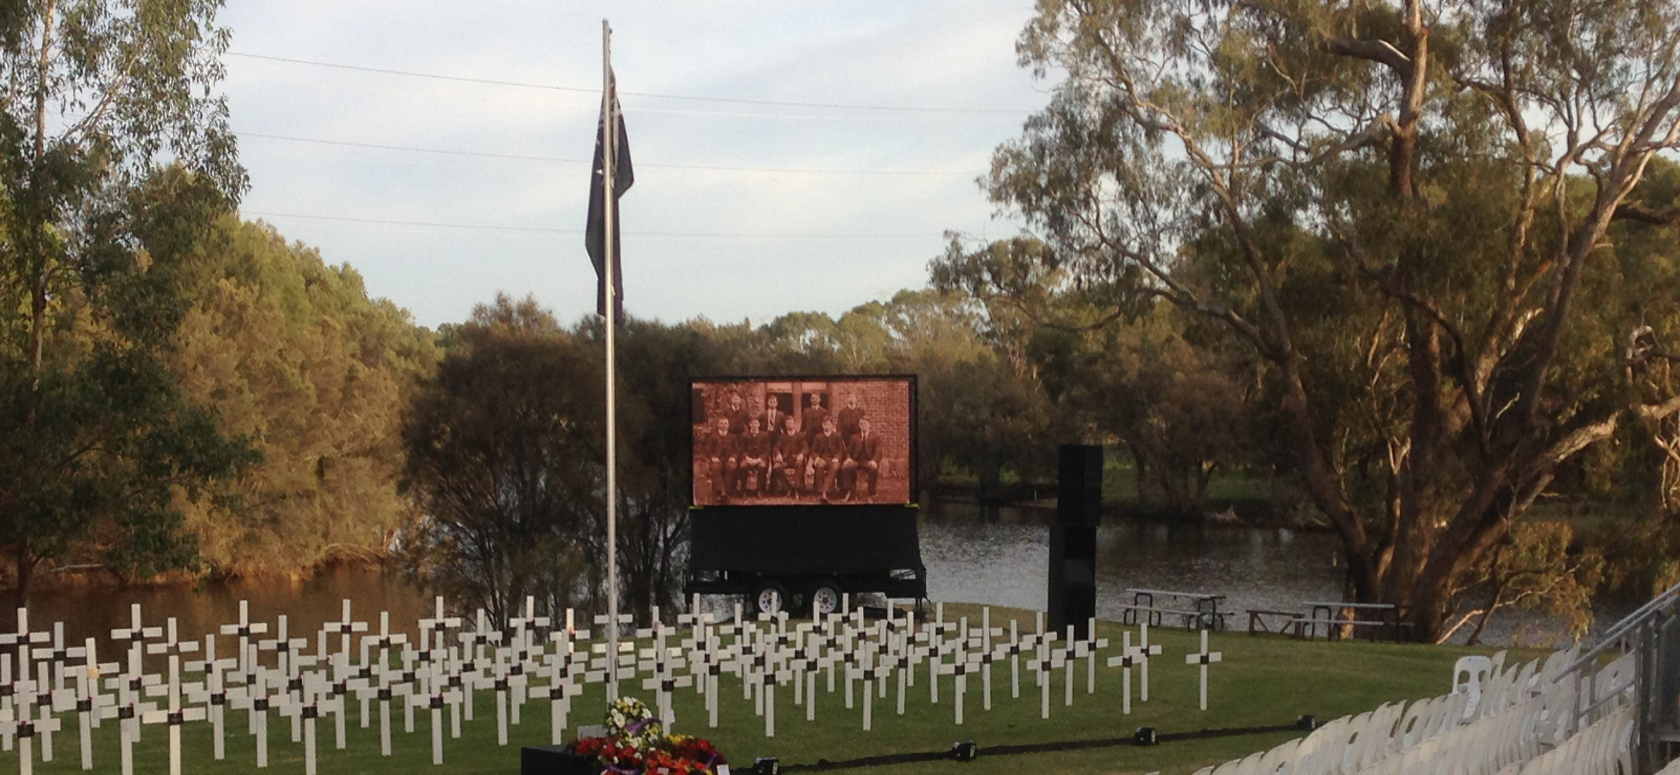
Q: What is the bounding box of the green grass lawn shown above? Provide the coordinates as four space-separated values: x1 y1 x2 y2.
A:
23 603 1525 775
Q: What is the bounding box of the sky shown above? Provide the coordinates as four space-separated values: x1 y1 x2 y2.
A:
219 0 1056 330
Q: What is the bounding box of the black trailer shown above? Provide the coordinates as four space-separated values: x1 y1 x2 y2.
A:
686 504 926 615
684 375 926 615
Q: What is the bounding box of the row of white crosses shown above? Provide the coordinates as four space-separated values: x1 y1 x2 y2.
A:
1 595 1227 773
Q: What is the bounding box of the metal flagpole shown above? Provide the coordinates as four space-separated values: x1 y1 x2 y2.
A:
601 18 620 702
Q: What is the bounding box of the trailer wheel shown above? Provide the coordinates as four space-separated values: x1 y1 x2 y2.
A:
752 580 790 616
810 583 843 617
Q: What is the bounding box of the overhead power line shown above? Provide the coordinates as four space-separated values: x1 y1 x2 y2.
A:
238 131 973 176
229 52 1033 116
243 210 939 239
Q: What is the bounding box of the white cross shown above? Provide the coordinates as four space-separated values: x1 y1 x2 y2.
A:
1026 632 1063 720
29 624 81 764
219 600 269 679
1185 628 1223 711
359 610 408 746
677 599 715 697
418 597 463 654
101 636 160 774
21 661 57 764
590 611 633 700
974 608 1004 709
437 644 465 741
891 631 922 717
940 649 983 725
1076 617 1109 695
320 648 358 751
693 633 731 729
322 599 368 685
276 671 341 775
459 609 500 724
257 615 307 743
184 633 236 760
4 607 51 667
507 596 547 725
1105 632 1142 715
409 651 463 765
1138 622 1163 702
70 638 111 768
636 621 688 729
139 624 207 775
849 647 892 732
533 627 596 744
2 675 63 775
227 642 274 768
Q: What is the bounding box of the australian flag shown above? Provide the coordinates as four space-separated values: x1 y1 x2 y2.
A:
586 69 634 321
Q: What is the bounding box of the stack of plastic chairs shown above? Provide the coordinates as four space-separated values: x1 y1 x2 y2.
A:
1188 645 1641 775
1500 706 1634 775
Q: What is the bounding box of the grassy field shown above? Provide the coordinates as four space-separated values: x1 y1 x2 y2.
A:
22 603 1528 775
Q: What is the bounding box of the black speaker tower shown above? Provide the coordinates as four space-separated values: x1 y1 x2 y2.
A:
1048 444 1102 639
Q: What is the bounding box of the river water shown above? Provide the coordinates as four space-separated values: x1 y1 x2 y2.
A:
5 507 1576 652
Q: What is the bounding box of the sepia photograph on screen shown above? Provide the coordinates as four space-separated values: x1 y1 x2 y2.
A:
691 376 914 506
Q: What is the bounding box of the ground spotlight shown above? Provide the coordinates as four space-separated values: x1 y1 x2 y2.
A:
1133 726 1158 746
1297 714 1318 730
951 740 978 761
751 756 780 775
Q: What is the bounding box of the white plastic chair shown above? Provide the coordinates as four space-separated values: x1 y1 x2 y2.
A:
1232 750 1266 775
1341 711 1374 774
1453 655 1493 719
1257 738 1301 775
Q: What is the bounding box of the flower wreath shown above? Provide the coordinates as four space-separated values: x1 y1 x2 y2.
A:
568 696 726 775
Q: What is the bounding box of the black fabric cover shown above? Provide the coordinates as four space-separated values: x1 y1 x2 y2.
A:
690 505 922 575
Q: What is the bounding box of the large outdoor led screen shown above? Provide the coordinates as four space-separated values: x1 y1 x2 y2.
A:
691 376 916 507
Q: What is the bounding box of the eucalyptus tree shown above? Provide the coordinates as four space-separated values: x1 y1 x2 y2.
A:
0 0 247 601
970 0 1680 638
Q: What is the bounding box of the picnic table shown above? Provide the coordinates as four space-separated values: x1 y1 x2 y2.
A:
1119 587 1227 631
1295 601 1411 642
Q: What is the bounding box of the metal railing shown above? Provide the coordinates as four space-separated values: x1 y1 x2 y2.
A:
1556 579 1680 773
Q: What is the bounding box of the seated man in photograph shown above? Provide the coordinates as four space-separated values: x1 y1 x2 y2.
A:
733 417 773 497
840 416 883 501
695 416 738 502
808 417 846 502
771 416 807 498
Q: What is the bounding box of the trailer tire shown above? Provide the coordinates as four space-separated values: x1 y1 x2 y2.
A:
752 580 790 616
810 583 844 617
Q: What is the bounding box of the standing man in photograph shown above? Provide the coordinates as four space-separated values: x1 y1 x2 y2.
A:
724 392 752 436
801 392 829 447
735 417 773 497
837 391 867 445
760 394 789 446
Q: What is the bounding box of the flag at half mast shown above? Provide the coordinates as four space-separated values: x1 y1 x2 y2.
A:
586 68 634 321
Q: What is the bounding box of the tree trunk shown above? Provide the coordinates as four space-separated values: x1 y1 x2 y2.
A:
14 539 33 610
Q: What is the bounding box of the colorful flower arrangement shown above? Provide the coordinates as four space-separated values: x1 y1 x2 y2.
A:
568 697 727 775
